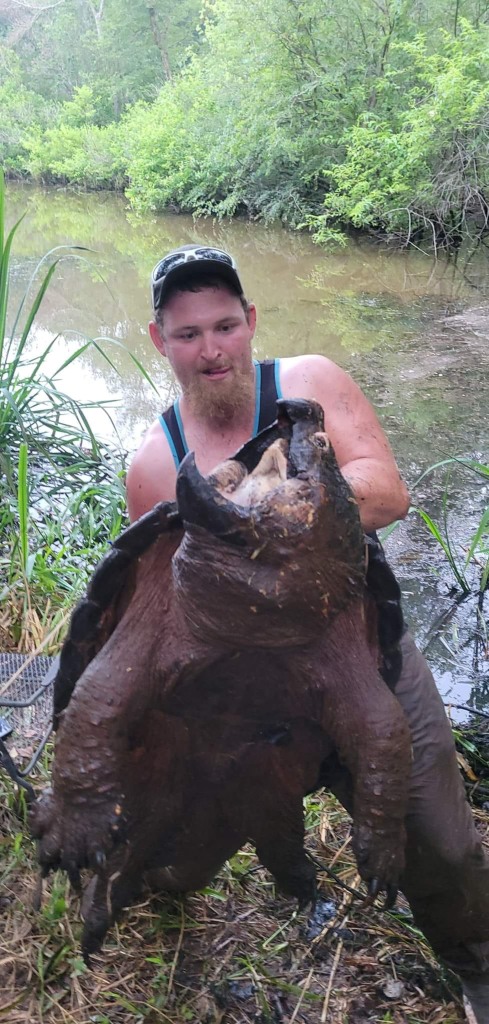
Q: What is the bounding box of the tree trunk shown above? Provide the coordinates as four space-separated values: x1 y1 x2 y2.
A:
147 5 172 82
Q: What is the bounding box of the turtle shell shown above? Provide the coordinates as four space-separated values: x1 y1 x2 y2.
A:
53 502 182 728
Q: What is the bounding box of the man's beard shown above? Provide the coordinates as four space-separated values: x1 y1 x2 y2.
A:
184 360 255 424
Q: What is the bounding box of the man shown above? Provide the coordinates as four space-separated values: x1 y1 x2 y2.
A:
126 244 489 1022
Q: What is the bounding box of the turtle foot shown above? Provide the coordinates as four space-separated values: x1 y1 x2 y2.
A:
364 877 398 910
352 819 405 908
30 787 127 886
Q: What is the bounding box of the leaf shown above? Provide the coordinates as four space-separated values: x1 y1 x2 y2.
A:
456 752 478 782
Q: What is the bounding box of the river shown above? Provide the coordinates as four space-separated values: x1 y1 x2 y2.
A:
6 182 489 714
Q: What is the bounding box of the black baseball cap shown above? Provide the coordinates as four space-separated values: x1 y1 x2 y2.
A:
151 244 244 311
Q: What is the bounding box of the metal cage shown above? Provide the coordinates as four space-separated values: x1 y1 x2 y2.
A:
0 653 58 801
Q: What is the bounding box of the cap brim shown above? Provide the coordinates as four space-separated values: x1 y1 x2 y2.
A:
155 259 244 308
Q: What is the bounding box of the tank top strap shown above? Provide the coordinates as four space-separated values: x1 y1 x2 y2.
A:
256 358 283 433
159 401 187 471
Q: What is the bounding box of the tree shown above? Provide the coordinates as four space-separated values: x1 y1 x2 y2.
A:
9 0 201 111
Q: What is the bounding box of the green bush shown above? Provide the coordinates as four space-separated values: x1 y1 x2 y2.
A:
310 22 489 248
25 87 128 188
125 0 344 222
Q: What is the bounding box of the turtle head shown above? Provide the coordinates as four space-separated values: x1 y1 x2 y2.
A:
173 399 366 647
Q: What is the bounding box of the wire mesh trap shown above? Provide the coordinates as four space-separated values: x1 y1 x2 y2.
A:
0 653 58 800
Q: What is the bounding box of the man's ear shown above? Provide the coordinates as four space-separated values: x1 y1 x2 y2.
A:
149 319 167 357
247 303 257 336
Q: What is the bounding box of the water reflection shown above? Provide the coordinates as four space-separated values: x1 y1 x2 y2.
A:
5 182 489 713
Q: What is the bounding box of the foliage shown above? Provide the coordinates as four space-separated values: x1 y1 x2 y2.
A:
25 88 129 188
4 1 489 240
311 22 489 249
0 48 52 175
410 456 489 596
1 167 106 471
10 0 202 112
127 0 366 222
1 444 126 648
381 455 489 602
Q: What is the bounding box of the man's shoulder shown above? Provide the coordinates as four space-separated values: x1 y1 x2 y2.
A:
126 418 178 519
279 354 347 397
131 417 167 457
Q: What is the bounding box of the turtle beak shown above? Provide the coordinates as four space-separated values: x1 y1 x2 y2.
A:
176 399 331 544
176 452 251 546
276 399 333 480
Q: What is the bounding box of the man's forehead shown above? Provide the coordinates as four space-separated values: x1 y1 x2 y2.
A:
161 284 245 320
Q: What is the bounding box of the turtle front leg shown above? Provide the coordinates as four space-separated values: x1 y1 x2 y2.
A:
31 668 134 886
349 709 411 905
293 620 411 904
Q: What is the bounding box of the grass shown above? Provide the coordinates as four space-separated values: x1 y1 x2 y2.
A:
1 760 479 1024
1 437 127 651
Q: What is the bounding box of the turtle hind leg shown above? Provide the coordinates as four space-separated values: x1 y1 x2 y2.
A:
255 833 316 907
238 725 325 908
250 788 317 907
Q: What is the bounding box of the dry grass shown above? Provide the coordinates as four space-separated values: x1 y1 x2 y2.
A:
2 763 484 1024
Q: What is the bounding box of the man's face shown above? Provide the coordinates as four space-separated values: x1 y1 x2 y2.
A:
149 284 257 423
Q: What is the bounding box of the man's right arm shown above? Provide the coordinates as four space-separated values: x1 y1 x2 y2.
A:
125 421 178 522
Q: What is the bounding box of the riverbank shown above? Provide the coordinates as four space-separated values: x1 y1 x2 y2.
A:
4 12 489 253
2 761 482 1024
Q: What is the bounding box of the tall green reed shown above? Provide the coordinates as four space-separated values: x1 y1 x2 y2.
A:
0 167 155 478
0 169 157 646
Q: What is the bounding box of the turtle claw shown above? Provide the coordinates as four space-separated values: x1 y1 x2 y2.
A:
384 884 398 910
93 850 106 870
367 877 381 902
83 951 92 969
66 863 82 892
32 872 43 911
362 877 398 910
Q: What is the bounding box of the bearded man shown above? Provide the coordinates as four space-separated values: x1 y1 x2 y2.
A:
126 244 489 1023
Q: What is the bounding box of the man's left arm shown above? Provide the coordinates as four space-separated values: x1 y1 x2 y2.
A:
280 354 410 532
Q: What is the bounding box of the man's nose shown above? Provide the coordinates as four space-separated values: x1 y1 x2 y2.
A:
201 332 222 359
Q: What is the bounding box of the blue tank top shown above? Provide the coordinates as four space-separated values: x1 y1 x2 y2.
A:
159 358 283 470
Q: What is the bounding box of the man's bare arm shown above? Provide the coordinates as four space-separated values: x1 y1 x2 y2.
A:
280 355 410 532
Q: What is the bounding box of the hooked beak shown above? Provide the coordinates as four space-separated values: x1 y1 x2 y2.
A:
176 399 331 545
176 452 251 546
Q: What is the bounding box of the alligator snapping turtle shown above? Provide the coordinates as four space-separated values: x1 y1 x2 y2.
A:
31 399 411 959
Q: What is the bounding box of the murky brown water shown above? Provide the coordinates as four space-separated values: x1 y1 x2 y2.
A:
6 183 489 712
